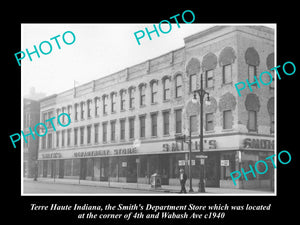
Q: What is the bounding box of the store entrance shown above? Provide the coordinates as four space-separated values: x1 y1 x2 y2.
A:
205 152 220 187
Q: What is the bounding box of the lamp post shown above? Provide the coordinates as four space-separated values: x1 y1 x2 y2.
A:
175 132 193 193
192 73 210 193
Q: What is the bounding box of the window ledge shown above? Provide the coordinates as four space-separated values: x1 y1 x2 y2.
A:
204 130 215 134
222 128 234 132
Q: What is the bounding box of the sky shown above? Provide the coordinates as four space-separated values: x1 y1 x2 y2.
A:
21 23 275 98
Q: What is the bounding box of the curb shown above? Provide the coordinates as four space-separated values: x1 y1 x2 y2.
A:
25 179 177 193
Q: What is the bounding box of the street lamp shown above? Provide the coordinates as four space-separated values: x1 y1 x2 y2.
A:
175 131 194 193
192 73 210 193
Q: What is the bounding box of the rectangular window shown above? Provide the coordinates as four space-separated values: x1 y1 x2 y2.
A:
56 131 60 147
151 113 158 137
67 105 72 119
47 133 52 149
270 71 275 89
87 100 91 118
270 113 274 134
42 136 46 149
67 129 71 146
61 130 65 147
205 113 214 131
151 83 158 103
223 64 232 84
120 119 125 140
140 86 146 106
42 112 47 124
163 111 170 135
111 94 116 113
74 128 78 146
120 92 125 110
189 74 196 92
206 70 214 88
163 78 170 100
139 115 146 138
248 110 257 131
175 109 182 134
223 110 233 129
129 117 135 139
103 96 107 115
111 121 116 141
87 125 91 144
80 127 84 145
129 89 135 109
175 75 182 98
75 104 78 121
62 107 66 123
56 109 61 125
94 124 99 144
102 123 107 143
189 115 197 133
95 98 99 116
248 65 257 83
80 102 85 120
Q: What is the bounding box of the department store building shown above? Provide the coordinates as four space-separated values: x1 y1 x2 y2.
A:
37 26 275 189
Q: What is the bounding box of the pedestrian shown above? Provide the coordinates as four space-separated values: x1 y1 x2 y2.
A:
179 168 187 193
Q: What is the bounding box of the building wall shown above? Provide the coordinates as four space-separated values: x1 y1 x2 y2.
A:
23 98 40 178
37 26 275 189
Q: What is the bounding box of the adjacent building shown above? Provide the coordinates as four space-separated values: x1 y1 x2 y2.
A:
37 26 275 189
23 98 40 178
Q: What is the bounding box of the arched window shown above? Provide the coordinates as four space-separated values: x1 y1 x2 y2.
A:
266 53 275 89
175 74 183 98
245 47 260 83
138 83 147 106
150 79 158 103
219 47 236 84
202 52 217 88
245 93 260 132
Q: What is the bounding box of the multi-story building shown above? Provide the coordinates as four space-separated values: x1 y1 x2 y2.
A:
37 26 275 189
23 98 40 178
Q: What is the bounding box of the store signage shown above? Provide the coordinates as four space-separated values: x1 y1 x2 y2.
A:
162 140 216 152
41 153 62 159
178 160 196 166
221 160 229 166
74 150 110 158
243 138 274 149
73 147 137 158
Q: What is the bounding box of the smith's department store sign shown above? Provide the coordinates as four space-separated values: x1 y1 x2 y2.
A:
38 136 274 160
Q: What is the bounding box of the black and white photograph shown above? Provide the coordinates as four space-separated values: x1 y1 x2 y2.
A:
21 24 275 195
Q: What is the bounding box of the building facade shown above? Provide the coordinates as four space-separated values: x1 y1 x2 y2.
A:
37 26 275 189
23 98 40 178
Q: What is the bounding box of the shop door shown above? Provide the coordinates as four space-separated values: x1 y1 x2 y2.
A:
159 155 169 185
126 157 137 183
80 158 87 180
100 158 108 181
43 161 48 177
58 160 65 178
205 152 220 187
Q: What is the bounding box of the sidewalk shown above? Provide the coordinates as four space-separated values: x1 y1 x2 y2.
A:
23 177 273 194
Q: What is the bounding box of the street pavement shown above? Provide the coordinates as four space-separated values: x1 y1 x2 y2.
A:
23 177 273 195
23 180 157 194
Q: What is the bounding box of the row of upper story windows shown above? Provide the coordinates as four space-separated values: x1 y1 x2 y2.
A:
40 104 274 150
41 48 274 122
